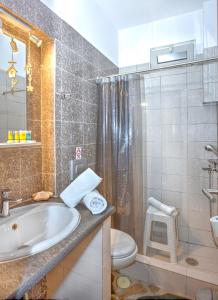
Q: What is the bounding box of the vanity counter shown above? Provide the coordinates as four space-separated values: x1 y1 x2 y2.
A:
0 199 115 300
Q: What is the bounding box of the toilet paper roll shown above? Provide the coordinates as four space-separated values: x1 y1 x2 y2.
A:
83 190 107 215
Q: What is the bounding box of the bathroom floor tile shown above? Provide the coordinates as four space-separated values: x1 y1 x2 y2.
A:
138 241 218 286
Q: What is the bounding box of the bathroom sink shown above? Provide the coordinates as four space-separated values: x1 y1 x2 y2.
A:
0 202 80 262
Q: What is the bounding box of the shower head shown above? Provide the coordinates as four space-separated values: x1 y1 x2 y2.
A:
205 144 218 157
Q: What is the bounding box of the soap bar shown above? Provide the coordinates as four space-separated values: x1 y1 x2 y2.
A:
32 191 53 201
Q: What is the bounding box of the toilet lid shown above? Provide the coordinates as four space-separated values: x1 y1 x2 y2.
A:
111 229 137 259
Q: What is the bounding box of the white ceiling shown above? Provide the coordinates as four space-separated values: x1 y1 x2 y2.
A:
95 0 207 29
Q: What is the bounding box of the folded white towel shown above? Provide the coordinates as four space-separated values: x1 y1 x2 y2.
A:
83 190 107 215
148 197 177 216
60 168 102 208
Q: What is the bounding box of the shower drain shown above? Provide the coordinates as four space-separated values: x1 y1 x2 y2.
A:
185 257 199 266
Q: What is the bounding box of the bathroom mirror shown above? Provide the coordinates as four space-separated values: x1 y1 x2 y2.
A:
0 33 26 142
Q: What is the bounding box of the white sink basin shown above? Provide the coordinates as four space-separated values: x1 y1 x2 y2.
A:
0 202 80 262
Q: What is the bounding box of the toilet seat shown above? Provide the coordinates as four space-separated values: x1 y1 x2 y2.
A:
111 229 138 270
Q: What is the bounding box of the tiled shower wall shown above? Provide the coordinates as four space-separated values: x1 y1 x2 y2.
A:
0 0 118 196
142 63 218 248
121 49 218 249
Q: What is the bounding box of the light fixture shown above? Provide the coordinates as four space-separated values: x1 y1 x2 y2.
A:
29 34 42 48
10 37 18 53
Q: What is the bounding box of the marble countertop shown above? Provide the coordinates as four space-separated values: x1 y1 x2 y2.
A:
0 199 115 300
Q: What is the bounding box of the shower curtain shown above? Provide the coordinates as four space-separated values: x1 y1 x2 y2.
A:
96 74 144 252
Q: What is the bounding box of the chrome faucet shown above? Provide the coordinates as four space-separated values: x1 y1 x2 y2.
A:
0 189 22 217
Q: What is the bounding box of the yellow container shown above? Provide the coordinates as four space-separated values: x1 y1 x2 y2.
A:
7 131 14 143
14 131 19 142
19 130 26 142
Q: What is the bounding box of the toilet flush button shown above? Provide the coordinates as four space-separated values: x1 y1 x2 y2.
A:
75 147 82 160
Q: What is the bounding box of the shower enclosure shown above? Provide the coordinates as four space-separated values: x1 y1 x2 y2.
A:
141 61 218 255
96 52 218 276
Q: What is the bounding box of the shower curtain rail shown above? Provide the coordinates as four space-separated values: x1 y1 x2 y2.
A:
96 55 218 81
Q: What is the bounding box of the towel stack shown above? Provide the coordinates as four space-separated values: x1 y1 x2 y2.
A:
60 168 107 215
148 197 177 216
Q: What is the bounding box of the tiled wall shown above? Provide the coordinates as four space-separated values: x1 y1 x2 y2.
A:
0 0 118 197
41 41 56 193
26 41 42 143
142 63 218 249
121 51 218 249
55 24 118 194
0 147 42 200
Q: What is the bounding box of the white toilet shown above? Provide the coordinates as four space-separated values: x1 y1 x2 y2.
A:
210 215 218 245
111 228 138 270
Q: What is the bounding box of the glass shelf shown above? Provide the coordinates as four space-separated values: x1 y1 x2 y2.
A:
0 142 42 149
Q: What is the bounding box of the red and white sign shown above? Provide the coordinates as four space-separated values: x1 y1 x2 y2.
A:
75 147 82 160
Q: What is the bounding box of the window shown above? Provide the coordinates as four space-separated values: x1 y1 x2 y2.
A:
150 40 195 68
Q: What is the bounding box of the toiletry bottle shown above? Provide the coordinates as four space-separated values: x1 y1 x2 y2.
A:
7 131 14 143
14 131 19 143
26 130 32 141
19 130 26 142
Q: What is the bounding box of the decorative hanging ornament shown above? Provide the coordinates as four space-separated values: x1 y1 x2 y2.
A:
7 60 17 78
7 50 18 91
10 38 18 53
25 62 34 92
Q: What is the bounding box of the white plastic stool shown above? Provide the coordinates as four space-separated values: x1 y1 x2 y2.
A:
144 206 178 263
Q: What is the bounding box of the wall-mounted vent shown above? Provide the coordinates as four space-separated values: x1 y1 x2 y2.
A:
150 40 195 69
